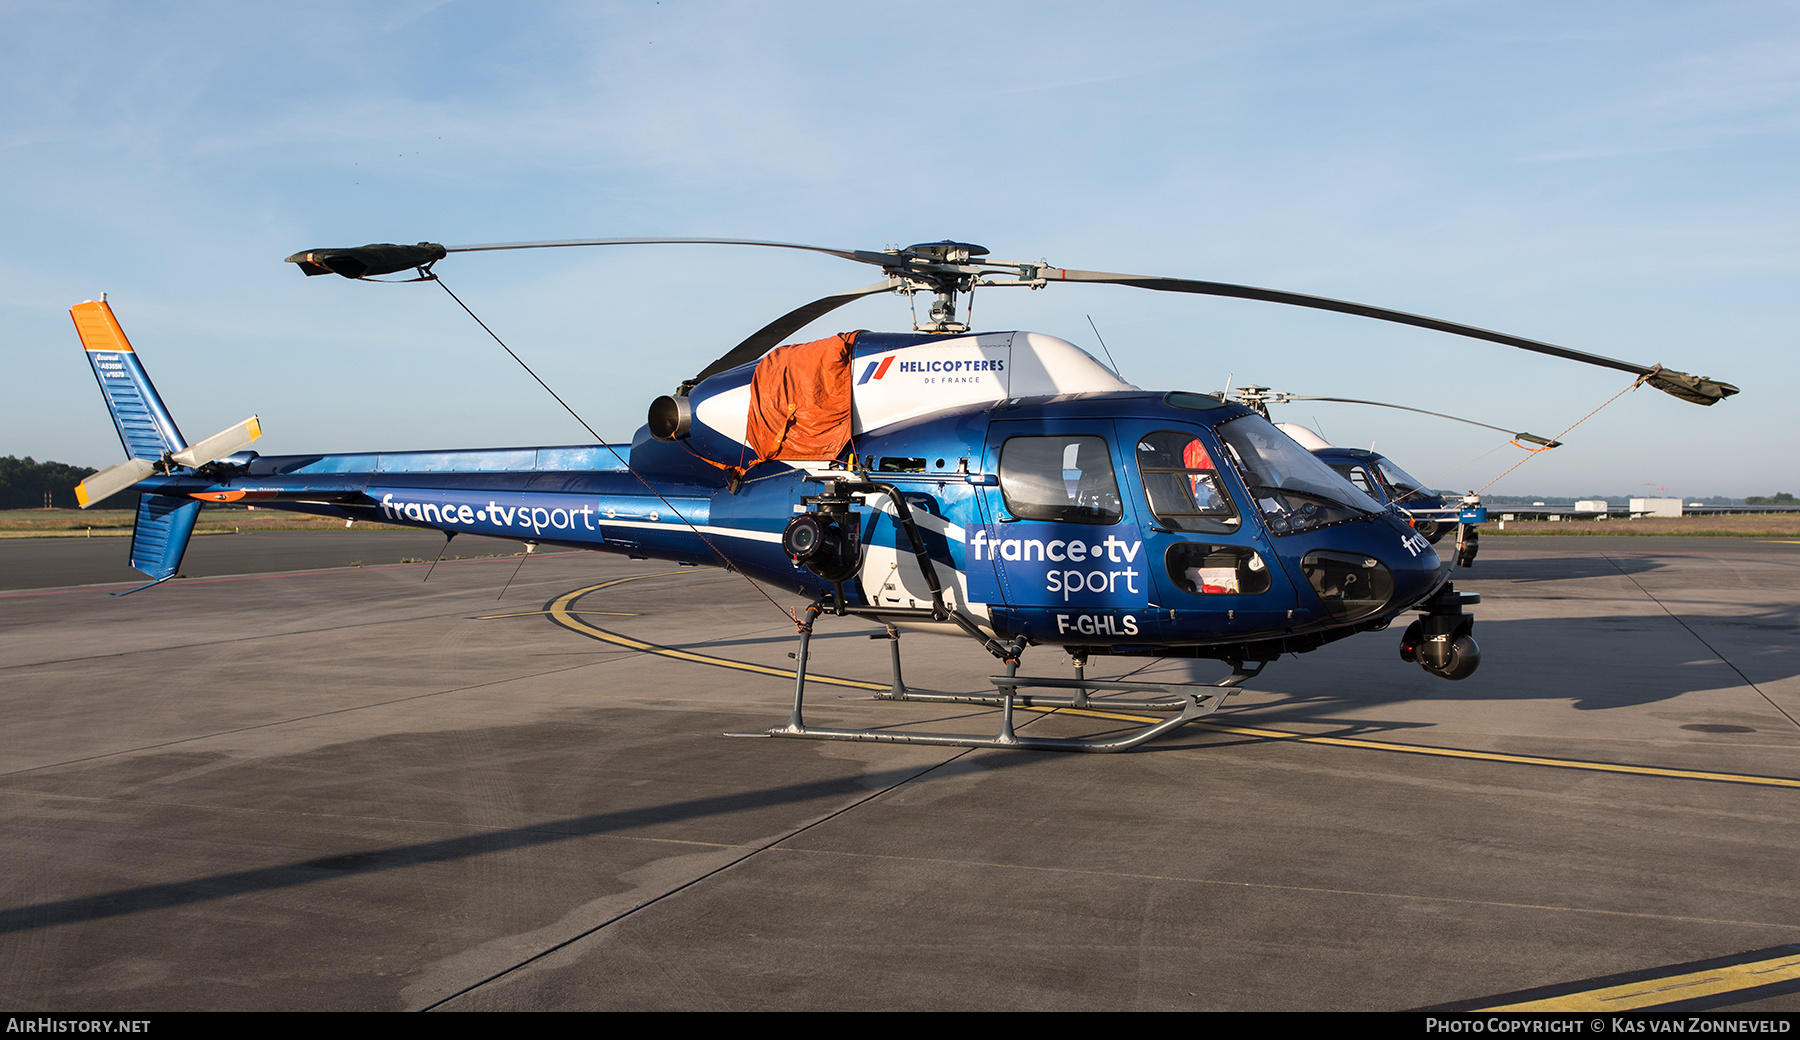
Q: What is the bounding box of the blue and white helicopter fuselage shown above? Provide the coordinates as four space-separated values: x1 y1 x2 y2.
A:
93 318 1445 666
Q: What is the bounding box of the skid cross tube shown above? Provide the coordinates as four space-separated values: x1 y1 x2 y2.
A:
873 629 1265 712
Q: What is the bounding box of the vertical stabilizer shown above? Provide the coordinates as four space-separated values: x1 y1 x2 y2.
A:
129 496 203 581
73 300 187 460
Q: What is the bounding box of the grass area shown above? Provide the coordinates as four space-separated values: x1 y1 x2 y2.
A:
0 506 409 537
1484 514 1800 537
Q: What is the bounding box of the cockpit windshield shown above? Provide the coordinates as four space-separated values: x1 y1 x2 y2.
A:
1376 458 1433 506
1215 414 1383 535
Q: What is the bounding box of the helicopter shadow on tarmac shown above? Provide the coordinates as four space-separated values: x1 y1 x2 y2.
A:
1205 606 1794 733
1452 550 1667 584
1093 551 1800 751
0 722 1061 941
544 542 1792 751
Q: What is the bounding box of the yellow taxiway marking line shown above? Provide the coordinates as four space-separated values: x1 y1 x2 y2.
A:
548 577 888 691
1036 704 1800 789
476 610 641 620
549 576 1800 788
1477 950 1800 1011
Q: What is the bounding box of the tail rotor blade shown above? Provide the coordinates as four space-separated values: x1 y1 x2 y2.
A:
169 415 262 469
75 458 156 508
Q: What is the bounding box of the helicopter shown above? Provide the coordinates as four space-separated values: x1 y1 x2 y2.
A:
70 238 1738 753
1222 385 1574 567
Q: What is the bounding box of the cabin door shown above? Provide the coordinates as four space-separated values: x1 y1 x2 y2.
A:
968 420 1152 643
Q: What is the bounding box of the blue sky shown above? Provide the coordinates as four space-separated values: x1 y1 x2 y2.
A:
4 1 1794 497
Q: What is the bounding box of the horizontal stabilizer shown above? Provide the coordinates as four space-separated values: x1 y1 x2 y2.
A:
170 415 261 469
75 459 156 508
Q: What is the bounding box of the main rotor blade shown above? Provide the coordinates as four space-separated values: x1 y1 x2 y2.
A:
443 237 866 264
691 278 901 384
1042 267 1738 406
1287 396 1561 446
286 238 878 279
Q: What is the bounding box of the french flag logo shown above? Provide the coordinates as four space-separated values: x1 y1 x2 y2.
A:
857 356 894 385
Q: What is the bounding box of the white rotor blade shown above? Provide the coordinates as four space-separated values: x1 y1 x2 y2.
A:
169 416 262 469
75 458 156 508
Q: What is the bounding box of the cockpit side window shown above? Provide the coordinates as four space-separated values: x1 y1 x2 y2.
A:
1330 463 1379 499
1135 430 1240 535
998 435 1123 525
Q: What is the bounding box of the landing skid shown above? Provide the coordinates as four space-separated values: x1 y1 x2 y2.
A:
733 609 1263 753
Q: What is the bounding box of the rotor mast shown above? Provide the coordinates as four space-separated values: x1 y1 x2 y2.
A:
835 240 1050 334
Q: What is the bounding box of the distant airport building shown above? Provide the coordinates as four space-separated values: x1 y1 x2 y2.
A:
1630 497 1683 518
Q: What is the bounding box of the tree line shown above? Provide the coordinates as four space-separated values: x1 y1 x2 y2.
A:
0 456 134 510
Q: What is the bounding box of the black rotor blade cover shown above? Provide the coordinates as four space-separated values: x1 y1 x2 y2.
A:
284 243 447 279
1640 368 1739 406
